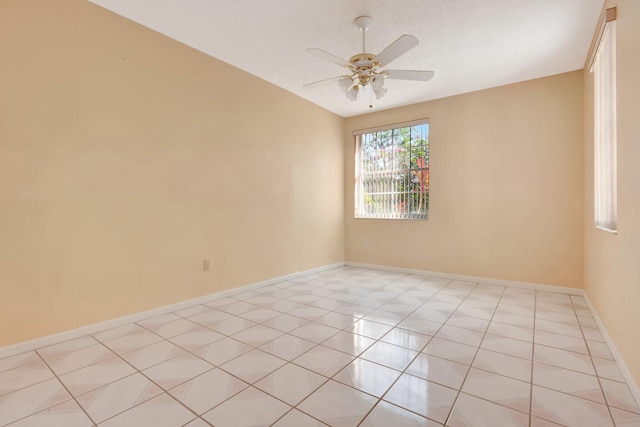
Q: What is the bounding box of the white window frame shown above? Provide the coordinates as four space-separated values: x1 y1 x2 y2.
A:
590 7 617 233
354 119 430 220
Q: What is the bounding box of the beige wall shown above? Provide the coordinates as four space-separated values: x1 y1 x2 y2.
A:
345 72 585 288
584 0 640 385
0 0 344 346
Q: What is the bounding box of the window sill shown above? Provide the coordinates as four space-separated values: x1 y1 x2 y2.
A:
595 225 618 234
354 216 429 221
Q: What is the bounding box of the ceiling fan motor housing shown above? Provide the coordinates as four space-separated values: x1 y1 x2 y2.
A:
349 54 380 87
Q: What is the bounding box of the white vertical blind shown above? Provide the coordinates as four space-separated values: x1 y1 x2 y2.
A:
593 21 617 232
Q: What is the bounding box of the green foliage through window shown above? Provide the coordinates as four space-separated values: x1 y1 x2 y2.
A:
355 122 429 219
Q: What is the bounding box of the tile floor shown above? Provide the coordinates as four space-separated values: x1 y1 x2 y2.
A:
1 267 639 426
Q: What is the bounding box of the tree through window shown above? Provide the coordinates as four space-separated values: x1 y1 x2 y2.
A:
355 120 429 219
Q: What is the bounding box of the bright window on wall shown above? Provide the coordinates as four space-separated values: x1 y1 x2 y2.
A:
591 7 617 232
354 120 429 219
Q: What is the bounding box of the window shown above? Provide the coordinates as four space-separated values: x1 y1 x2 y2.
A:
354 120 429 219
591 7 617 232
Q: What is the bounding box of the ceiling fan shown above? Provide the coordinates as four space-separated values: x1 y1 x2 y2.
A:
304 16 435 107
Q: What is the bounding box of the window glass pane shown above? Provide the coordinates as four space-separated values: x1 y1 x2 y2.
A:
355 122 429 219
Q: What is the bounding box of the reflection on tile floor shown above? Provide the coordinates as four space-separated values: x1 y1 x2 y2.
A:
1 266 639 426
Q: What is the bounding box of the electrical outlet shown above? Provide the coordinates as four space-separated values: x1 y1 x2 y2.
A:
203 259 210 271
362 241 368 248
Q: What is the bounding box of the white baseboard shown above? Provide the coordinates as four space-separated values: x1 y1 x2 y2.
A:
345 262 584 295
0 262 344 359
581 293 640 407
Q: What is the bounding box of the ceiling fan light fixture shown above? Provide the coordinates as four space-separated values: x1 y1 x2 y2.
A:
346 85 358 101
338 76 353 91
372 76 387 99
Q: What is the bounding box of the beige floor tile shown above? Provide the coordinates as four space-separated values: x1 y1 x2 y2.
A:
448 393 529 427
168 368 248 414
297 380 378 427
406 353 469 389
7 399 92 427
142 353 213 390
462 368 531 413
254 363 326 405
293 345 354 377
333 358 401 397
76 373 161 423
384 373 457 424
98 393 195 427
220 349 286 383
0 378 71 426
271 409 328 426
360 400 440 426
532 385 614 427
202 387 290 427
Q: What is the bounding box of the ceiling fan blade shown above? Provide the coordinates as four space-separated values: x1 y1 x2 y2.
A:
373 35 419 67
303 75 350 88
306 48 351 68
384 69 435 81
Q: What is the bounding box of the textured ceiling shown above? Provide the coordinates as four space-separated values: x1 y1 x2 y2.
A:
88 0 603 118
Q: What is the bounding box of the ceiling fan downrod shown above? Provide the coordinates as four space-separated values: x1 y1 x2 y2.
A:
355 15 373 53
